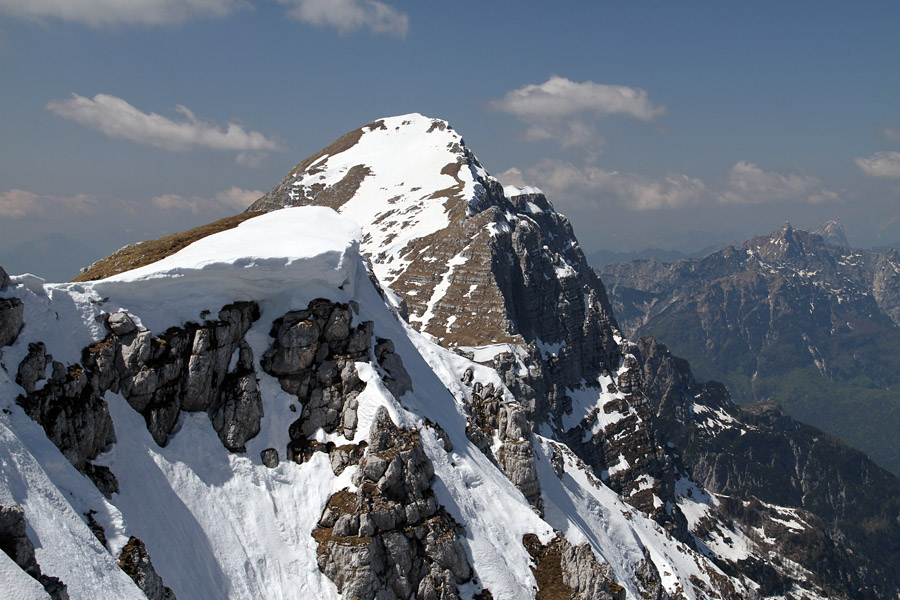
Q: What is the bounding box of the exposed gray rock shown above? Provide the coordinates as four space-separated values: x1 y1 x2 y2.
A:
522 533 622 600
561 542 622 600
209 342 263 452
15 302 265 500
0 504 69 600
634 548 665 600
458 377 541 509
15 343 117 481
374 338 412 397
0 265 10 290
118 536 176 600
260 448 279 468
313 407 471 599
106 311 137 336
262 299 382 462
0 297 24 348
496 440 541 511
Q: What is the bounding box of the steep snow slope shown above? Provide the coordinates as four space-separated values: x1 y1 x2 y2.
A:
1 207 744 599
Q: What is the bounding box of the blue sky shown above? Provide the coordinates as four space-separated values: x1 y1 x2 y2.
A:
2 1 900 279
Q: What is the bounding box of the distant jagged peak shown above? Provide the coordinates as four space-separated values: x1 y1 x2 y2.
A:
812 219 849 247
746 221 808 262
746 220 852 265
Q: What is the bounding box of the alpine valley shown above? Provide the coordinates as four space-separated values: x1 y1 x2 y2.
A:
2 114 899 600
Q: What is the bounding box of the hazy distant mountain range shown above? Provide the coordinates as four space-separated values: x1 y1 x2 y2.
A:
599 221 900 474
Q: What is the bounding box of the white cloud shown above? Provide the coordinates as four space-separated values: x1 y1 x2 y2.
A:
0 0 246 27
277 0 408 38
493 76 665 121
46 93 282 159
854 151 900 179
523 159 706 210
152 186 262 214
491 76 665 148
719 161 839 205
516 159 838 211
0 189 98 218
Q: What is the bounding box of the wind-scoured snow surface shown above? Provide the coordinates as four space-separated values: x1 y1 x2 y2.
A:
279 113 494 284
2 207 729 599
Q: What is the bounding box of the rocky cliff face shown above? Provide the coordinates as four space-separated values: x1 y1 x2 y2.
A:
634 335 900 600
599 222 900 473
3 116 899 599
248 114 674 528
243 115 900 598
1 206 750 600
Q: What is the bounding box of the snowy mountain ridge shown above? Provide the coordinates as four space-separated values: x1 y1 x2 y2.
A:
1 207 742 599
2 114 898 599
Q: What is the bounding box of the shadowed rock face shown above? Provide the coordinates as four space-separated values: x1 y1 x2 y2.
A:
0 297 24 348
14 303 264 497
633 335 900 600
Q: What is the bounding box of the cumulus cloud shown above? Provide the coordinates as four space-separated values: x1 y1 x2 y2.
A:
0 189 98 218
719 161 840 204
277 0 408 38
493 76 665 121
513 159 839 211
854 151 900 179
46 93 282 160
152 186 262 214
491 76 665 149
523 159 707 210
0 0 246 27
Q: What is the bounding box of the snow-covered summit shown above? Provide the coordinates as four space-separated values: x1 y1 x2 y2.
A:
248 114 599 351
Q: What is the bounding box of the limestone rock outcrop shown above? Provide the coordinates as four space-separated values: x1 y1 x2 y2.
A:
313 407 471 599
14 302 265 497
0 297 23 348
16 341 118 495
261 299 373 457
522 533 622 600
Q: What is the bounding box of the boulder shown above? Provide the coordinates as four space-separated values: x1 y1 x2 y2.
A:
106 311 137 336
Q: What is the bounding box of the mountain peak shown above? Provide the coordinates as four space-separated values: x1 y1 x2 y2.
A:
812 219 849 247
245 115 608 352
